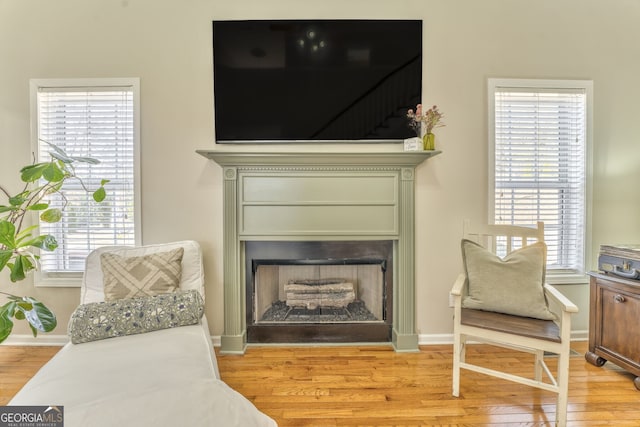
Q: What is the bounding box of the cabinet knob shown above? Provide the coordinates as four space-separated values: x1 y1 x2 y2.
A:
614 294 626 303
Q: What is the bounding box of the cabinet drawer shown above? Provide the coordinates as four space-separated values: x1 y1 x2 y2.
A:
600 287 640 364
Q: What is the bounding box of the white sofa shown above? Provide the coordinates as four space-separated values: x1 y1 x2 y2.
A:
10 241 276 427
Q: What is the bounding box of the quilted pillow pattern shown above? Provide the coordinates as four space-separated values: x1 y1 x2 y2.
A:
101 247 184 301
68 289 204 344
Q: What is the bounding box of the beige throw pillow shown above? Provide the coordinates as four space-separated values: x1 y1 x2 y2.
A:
461 239 555 320
101 247 184 301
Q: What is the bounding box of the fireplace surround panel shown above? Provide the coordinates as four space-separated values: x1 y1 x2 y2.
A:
197 150 439 353
240 173 398 236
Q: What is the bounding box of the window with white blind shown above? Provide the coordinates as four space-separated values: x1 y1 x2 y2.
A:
488 79 592 283
30 78 141 287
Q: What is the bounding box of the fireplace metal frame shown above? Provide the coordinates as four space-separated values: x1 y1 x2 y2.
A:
246 240 392 344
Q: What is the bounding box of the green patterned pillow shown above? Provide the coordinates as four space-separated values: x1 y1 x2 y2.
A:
68 290 204 344
101 247 184 301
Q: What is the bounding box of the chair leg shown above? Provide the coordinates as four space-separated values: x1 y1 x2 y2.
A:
534 349 544 382
453 334 464 397
555 349 570 427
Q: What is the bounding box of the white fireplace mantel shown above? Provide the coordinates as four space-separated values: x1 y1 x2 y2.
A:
197 148 440 353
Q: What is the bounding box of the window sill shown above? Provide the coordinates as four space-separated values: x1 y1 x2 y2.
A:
546 271 589 286
34 275 82 288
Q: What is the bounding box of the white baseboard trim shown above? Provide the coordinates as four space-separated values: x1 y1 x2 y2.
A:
1 334 69 346
0 331 589 348
569 329 589 341
418 334 453 345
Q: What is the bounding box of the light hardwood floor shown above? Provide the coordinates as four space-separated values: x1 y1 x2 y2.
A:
2 341 639 426
0 345 61 405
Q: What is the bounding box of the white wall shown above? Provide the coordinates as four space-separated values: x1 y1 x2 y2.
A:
2 0 639 341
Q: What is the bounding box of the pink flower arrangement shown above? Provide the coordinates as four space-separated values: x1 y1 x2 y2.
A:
407 104 445 136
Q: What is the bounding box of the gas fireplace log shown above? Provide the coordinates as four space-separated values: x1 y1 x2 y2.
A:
284 281 356 310
285 292 356 310
285 282 354 293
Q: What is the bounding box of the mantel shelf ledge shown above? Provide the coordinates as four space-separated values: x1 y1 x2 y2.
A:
196 149 441 168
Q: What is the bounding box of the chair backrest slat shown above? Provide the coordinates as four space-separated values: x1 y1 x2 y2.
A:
463 220 544 256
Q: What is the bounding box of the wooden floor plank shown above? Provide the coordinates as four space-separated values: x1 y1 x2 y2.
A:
2 341 640 426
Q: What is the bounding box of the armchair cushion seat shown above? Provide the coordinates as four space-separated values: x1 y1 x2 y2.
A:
461 307 561 343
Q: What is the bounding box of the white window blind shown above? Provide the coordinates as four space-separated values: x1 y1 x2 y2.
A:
32 79 140 283
490 79 590 275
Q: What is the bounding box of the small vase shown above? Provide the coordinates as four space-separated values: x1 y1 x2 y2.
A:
422 132 435 150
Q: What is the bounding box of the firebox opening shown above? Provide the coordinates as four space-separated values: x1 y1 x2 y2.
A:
245 241 393 344
253 258 386 325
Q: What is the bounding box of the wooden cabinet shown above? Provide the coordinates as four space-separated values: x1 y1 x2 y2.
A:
586 272 640 389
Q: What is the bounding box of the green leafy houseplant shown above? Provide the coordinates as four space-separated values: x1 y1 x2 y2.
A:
0 141 108 343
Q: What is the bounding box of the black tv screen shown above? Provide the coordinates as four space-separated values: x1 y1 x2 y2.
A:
212 19 422 143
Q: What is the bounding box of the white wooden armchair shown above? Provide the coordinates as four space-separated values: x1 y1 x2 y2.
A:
451 220 578 427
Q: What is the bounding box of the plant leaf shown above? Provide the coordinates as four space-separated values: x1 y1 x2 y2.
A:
16 300 33 311
0 305 15 344
21 253 34 271
40 208 62 223
0 301 16 316
27 203 49 211
42 162 65 182
41 234 57 251
19 297 57 333
93 186 106 202
0 250 13 271
0 220 16 248
0 205 19 214
17 250 39 272
15 224 38 242
9 255 31 282
71 156 100 165
9 191 29 206
20 163 48 182
43 140 74 161
100 179 110 186
21 234 58 252
8 259 23 282
49 150 74 164
46 181 63 194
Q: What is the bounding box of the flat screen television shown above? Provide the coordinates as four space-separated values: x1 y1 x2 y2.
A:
212 19 422 143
